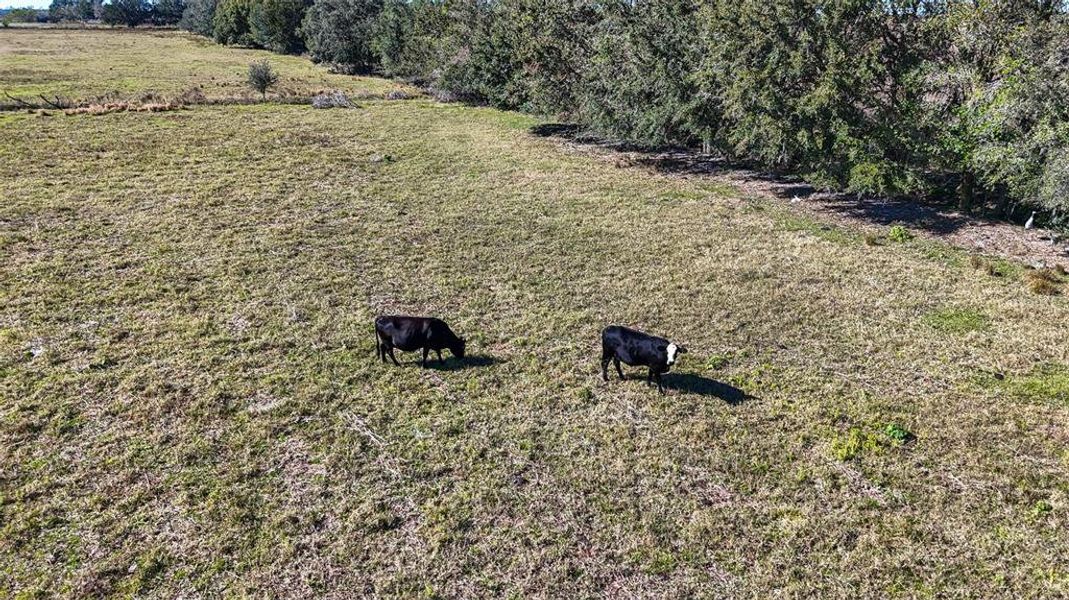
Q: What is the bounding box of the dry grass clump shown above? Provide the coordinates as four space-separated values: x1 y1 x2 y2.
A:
430 88 461 103
171 86 207 105
1026 268 1065 295
311 90 357 109
385 88 415 100
64 101 185 115
863 233 885 246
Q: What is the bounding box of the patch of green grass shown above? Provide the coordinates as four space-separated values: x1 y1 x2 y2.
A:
781 214 855 245
1032 500 1053 519
994 364 1069 407
830 427 883 461
922 307 990 334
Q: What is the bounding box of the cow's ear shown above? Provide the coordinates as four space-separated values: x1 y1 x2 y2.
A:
678 346 688 354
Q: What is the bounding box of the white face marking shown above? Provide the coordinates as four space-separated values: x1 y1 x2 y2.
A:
666 343 679 365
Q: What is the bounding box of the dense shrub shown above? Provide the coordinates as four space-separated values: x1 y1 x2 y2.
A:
48 0 97 21
580 0 707 146
967 16 1069 218
251 0 309 53
179 0 216 35
213 0 256 45
702 0 941 195
150 0 184 23
100 0 151 26
3 7 45 24
301 0 383 72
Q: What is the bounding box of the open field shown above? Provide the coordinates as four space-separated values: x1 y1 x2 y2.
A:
0 29 405 105
2 30 1069 598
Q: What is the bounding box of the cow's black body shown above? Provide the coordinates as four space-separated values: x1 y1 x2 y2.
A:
375 315 466 368
600 325 686 393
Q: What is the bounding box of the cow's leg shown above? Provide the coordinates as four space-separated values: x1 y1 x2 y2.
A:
601 355 611 382
646 368 655 387
421 347 429 368
614 358 625 380
656 371 665 394
436 349 444 364
387 346 401 366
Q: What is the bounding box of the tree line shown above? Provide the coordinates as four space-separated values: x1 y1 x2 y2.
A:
61 0 1069 220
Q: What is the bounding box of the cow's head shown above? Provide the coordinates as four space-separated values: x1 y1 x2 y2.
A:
451 338 467 359
665 343 687 366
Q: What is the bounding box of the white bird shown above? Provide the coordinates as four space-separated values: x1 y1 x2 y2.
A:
1025 211 1036 230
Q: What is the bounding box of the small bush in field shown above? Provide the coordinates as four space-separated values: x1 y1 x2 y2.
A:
247 60 279 100
311 91 356 109
385 89 413 101
888 225 913 243
884 423 913 445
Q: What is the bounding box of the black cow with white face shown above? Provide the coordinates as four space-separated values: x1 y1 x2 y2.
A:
375 315 466 368
600 325 687 393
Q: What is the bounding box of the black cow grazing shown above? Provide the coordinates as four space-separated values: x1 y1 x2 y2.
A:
375 315 466 368
601 325 687 393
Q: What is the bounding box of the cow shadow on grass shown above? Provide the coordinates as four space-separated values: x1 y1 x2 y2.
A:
667 373 753 405
423 355 499 372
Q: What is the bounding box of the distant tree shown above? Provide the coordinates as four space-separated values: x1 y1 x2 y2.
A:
100 0 150 26
251 0 309 54
179 0 215 34
427 0 521 105
213 0 256 45
370 0 411 75
153 0 186 24
371 0 451 79
247 59 279 98
48 0 96 21
3 7 44 24
301 0 383 72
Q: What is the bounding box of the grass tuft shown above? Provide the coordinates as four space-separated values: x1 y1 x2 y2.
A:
1026 269 1064 295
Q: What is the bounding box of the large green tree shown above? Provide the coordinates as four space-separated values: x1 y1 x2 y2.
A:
301 0 384 72
100 0 150 26
252 0 310 53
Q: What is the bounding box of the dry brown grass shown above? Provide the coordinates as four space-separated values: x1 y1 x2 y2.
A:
64 101 186 115
1026 269 1065 295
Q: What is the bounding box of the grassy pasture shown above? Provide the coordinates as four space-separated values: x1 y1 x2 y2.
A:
1 29 1069 598
0 28 403 104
